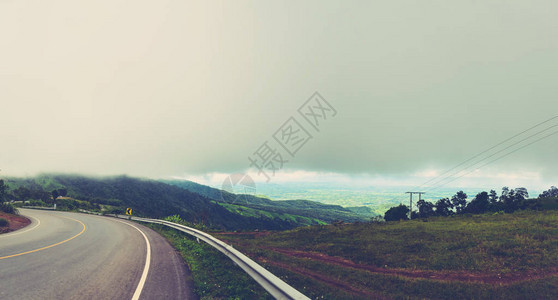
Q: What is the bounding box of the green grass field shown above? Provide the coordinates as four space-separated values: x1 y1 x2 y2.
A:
218 210 558 299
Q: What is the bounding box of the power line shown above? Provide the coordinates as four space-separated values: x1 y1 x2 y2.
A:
413 115 558 191
423 128 558 193
423 123 558 190
390 115 558 211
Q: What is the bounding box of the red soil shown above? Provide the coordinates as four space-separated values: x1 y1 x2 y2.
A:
267 247 558 285
259 258 389 299
0 211 31 234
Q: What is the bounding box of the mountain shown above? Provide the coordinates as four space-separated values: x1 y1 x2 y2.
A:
163 179 372 223
5 174 369 230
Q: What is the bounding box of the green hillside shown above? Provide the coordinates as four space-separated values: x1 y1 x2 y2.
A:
219 209 558 299
4 174 367 230
164 179 372 223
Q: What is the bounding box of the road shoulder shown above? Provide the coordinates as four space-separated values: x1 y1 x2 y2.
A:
128 221 199 299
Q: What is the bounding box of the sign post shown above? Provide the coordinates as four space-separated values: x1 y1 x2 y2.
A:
125 208 132 220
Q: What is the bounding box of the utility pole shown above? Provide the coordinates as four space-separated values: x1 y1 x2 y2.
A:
405 192 425 219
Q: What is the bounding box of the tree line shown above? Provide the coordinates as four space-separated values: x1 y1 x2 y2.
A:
384 186 558 222
0 181 67 206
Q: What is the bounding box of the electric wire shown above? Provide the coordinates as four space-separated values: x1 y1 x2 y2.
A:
423 128 558 193
422 123 558 191
413 115 558 191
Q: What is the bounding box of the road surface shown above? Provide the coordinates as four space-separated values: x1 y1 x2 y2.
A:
0 209 197 299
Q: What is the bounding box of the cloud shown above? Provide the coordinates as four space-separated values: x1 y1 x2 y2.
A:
0 0 557 188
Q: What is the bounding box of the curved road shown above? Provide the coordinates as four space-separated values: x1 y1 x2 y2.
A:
0 209 197 299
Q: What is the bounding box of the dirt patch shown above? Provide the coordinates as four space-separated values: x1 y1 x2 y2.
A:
267 247 558 285
213 231 273 238
0 211 31 234
259 258 390 300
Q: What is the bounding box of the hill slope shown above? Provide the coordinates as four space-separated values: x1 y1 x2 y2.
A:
164 179 372 223
5 174 368 230
218 210 558 299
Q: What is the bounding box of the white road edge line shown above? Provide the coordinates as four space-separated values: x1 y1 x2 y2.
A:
113 219 151 300
0 215 41 238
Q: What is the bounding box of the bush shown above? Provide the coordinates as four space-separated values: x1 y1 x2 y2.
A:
0 203 17 214
0 218 8 227
28 200 48 207
164 214 208 230
384 204 409 221
103 207 124 215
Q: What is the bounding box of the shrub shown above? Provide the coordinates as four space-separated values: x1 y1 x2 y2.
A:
28 200 47 207
0 203 17 214
164 214 208 230
103 207 124 215
0 218 8 227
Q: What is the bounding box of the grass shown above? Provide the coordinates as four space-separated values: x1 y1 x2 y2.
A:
256 210 558 272
217 202 327 226
218 210 558 299
145 223 272 300
260 251 558 299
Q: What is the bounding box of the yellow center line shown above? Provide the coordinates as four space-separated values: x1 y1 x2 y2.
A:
0 216 87 260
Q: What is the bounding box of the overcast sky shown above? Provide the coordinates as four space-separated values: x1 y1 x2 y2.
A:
1 1 557 191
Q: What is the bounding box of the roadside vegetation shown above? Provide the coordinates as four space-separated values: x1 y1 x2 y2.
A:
0 180 30 233
1 179 18 215
145 215 272 300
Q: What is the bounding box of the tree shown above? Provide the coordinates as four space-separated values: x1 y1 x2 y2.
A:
31 190 51 203
451 191 468 214
435 198 453 216
0 180 6 203
51 190 60 203
539 186 558 198
14 187 31 202
514 187 529 201
58 188 68 197
488 189 502 211
465 191 490 214
500 187 525 213
500 187 510 202
384 204 409 222
416 199 435 218
505 189 517 212
489 190 498 204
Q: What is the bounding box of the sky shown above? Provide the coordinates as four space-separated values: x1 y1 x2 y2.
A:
1 1 558 193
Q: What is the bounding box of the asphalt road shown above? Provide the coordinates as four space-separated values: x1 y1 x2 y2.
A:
0 209 197 300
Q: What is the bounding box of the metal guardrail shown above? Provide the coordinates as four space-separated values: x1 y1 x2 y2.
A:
25 208 309 299
115 215 310 300
22 206 55 210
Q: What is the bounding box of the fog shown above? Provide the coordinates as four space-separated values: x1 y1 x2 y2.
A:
1 1 557 190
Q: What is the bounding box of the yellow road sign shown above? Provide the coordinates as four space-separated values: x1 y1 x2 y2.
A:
125 208 132 215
